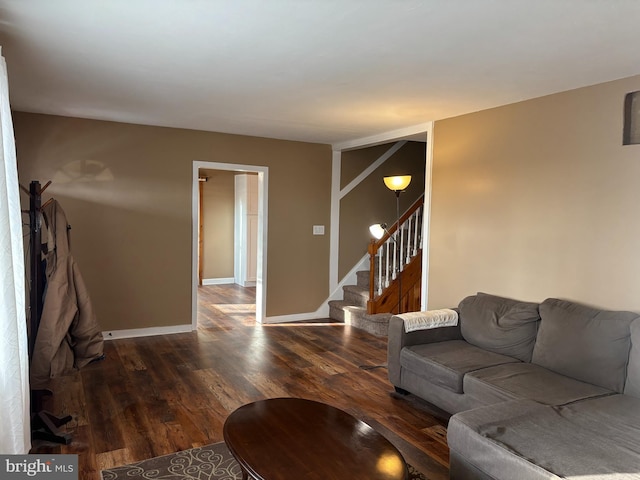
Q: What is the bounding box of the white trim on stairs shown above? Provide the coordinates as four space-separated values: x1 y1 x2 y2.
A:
326 253 370 305
339 141 407 199
263 254 369 324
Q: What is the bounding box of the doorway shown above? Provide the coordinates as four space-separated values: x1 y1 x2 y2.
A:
191 161 268 328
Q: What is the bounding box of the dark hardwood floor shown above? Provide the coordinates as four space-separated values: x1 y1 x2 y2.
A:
31 284 450 479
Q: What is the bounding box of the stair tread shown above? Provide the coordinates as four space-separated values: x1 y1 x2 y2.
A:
328 301 393 320
343 285 368 293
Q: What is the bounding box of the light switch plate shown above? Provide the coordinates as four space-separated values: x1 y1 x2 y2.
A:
313 225 325 235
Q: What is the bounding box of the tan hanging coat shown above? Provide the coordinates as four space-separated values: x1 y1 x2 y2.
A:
30 200 104 390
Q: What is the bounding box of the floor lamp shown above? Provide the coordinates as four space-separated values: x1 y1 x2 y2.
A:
384 175 412 313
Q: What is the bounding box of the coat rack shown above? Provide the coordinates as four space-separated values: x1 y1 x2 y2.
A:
21 180 72 444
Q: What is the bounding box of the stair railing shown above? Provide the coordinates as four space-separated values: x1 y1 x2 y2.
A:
368 195 424 314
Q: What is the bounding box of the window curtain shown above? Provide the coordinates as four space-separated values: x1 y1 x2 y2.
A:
0 47 31 454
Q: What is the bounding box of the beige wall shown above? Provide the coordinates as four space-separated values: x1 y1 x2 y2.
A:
200 169 235 280
339 142 426 279
429 74 640 312
15 113 332 330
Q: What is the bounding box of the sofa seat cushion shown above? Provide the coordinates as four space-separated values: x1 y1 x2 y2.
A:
464 362 612 406
400 340 519 394
532 298 638 393
448 395 640 480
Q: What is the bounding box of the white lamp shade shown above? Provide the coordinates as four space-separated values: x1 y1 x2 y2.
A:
383 175 412 191
369 223 386 239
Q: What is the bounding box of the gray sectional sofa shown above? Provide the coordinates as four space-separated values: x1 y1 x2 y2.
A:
387 292 640 479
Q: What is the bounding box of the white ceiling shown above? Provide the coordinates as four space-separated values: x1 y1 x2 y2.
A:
1 1 640 146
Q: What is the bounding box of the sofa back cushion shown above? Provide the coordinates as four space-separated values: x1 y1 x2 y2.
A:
624 318 640 398
532 298 638 393
458 293 540 362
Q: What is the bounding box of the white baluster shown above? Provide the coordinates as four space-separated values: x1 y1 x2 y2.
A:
387 235 398 280
377 247 383 296
418 205 423 249
413 208 420 256
400 223 405 271
386 240 391 285
406 215 412 264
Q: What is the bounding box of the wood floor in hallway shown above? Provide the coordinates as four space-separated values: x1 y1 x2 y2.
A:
30 284 450 479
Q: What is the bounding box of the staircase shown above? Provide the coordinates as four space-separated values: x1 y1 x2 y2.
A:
329 195 424 336
328 270 393 336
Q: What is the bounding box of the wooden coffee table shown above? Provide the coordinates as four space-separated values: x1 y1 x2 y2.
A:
223 397 408 480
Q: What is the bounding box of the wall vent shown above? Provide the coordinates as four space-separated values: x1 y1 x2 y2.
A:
623 91 640 145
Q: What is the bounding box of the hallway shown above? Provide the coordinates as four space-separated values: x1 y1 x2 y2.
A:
197 284 257 328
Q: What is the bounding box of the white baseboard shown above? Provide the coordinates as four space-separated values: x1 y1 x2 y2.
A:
262 305 331 324
103 324 193 340
202 277 235 285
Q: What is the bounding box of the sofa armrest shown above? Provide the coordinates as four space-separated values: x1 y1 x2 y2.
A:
387 310 463 387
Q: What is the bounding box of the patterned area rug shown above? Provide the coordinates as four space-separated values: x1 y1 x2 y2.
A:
100 441 430 479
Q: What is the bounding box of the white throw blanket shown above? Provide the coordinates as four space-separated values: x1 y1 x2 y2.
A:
400 309 459 333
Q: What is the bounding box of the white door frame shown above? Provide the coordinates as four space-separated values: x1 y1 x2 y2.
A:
330 121 434 311
192 161 269 327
